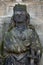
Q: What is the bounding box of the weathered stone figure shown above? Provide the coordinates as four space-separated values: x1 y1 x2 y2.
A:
0 4 42 65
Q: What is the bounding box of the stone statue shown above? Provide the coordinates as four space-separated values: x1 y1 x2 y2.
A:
0 4 42 65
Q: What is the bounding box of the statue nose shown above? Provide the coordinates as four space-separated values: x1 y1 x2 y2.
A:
18 15 20 18
18 14 21 17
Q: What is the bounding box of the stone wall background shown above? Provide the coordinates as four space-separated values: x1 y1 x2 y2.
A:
0 0 43 47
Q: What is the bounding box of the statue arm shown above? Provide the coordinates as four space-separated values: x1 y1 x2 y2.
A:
0 23 7 57
30 29 42 56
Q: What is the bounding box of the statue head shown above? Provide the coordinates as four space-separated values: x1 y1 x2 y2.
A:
12 4 30 30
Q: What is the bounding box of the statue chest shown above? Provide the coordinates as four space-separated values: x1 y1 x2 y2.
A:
11 28 32 41
4 28 32 53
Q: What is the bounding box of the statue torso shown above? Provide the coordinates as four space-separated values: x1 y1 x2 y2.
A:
4 27 33 54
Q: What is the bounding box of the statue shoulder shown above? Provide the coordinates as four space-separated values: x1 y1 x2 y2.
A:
28 24 39 40
28 24 38 38
29 24 35 31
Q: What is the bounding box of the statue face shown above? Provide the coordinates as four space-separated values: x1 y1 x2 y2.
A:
14 10 26 22
13 10 27 31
